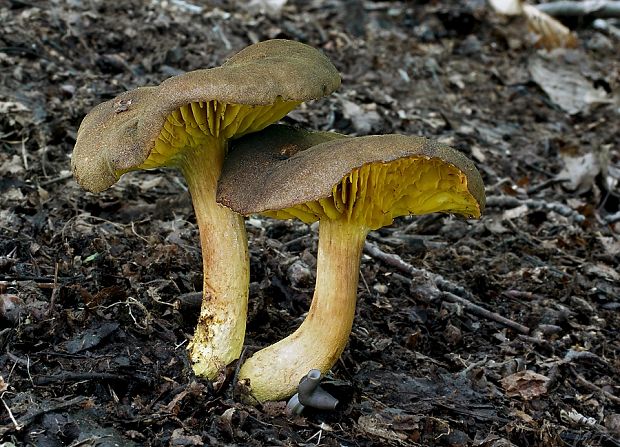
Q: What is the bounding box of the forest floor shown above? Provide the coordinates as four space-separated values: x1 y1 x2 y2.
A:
0 0 619 446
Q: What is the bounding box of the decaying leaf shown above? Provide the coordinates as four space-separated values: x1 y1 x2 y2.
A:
560 408 597 427
489 0 578 49
243 0 287 16
0 155 25 175
522 4 577 49
62 322 120 354
474 434 519 446
597 236 620 256
501 370 550 399
556 152 601 193
340 98 382 134
529 51 612 115
357 410 421 442
0 375 7 393
0 101 29 114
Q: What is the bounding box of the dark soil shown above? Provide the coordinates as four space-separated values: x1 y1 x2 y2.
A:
1 0 619 446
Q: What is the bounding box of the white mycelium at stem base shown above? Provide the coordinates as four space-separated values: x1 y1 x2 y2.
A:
238 219 369 402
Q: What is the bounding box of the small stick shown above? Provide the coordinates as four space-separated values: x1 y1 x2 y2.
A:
0 394 22 432
571 367 620 405
443 292 530 334
603 210 620 224
33 371 151 386
485 195 585 223
364 241 530 334
46 262 60 315
537 1 620 18
0 396 88 436
230 347 248 400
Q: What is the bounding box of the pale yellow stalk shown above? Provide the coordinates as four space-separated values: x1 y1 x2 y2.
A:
239 219 368 402
180 141 249 378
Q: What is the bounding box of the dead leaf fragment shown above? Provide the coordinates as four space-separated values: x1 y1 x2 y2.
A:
556 152 600 193
357 410 421 442
243 0 287 16
63 322 120 354
501 370 550 399
0 155 25 175
529 52 611 115
0 375 7 392
502 204 529 220
169 428 203 446
489 0 577 49
474 434 519 446
340 98 382 134
0 101 30 114
522 4 577 50
597 236 620 256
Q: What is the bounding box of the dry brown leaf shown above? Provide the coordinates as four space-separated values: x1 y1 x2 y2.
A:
0 375 7 392
522 4 578 49
357 412 420 442
501 370 550 399
489 0 578 49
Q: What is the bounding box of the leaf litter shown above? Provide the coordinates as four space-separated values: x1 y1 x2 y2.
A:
0 0 619 445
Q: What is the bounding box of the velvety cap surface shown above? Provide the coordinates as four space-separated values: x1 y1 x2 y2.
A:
218 125 486 222
72 40 340 192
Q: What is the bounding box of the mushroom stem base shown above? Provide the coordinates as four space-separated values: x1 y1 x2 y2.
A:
182 141 249 379
239 219 368 402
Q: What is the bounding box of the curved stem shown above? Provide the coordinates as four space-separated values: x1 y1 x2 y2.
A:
181 141 249 379
239 219 368 402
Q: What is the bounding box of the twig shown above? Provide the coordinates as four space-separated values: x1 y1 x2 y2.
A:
526 178 568 195
45 262 60 315
230 347 248 400
537 1 620 18
602 210 620 225
571 367 620 405
69 435 112 447
40 172 73 186
0 393 22 432
5 351 29 367
176 291 202 311
485 195 586 223
444 292 531 334
33 371 151 386
0 396 88 436
0 274 65 284
593 18 620 39
20 137 28 171
364 241 530 334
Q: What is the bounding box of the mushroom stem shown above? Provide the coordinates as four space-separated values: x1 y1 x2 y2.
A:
239 218 369 402
181 141 249 379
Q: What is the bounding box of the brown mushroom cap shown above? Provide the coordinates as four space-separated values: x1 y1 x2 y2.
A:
72 40 340 192
218 125 485 229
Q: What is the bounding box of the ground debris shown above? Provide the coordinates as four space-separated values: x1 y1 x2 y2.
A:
500 370 550 399
0 0 618 445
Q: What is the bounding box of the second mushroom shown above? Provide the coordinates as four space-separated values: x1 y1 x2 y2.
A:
218 125 486 402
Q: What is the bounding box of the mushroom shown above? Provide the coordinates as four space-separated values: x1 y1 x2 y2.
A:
217 124 486 401
71 41 340 379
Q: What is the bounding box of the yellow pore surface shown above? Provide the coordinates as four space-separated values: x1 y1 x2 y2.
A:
265 157 482 229
136 99 300 170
